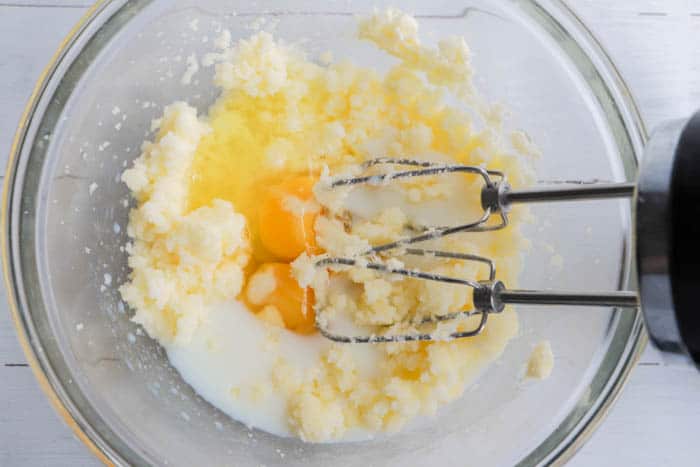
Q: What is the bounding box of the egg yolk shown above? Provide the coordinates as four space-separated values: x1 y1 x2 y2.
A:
245 263 316 334
258 175 319 261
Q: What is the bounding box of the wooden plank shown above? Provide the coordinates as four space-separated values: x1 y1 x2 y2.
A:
0 5 87 364
0 366 98 466
0 4 88 164
0 1 699 466
0 5 98 467
0 1 90 7
570 0 694 128
571 364 700 467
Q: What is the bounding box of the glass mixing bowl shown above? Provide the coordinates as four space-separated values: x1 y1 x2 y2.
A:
3 0 647 465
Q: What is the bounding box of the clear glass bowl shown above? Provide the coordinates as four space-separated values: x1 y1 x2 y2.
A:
3 0 647 465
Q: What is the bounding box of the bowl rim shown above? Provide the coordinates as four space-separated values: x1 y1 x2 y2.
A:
2 1 648 465
2 3 114 465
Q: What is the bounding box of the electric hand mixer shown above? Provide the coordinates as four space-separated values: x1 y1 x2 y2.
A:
313 111 700 367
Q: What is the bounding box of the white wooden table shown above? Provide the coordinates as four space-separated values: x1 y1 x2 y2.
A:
1 1 699 465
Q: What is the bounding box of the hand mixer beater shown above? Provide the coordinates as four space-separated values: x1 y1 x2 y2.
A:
315 158 638 343
313 112 700 366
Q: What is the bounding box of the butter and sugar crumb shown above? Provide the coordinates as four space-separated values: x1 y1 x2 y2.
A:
526 341 554 379
120 103 250 344
122 6 534 443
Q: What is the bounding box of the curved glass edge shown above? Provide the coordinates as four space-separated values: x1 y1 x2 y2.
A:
2 1 648 466
2 0 133 465
515 1 647 465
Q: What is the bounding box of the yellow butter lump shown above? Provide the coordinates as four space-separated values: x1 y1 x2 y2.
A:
358 8 475 100
120 103 250 344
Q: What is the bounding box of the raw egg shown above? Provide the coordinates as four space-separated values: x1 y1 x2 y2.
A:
258 175 319 261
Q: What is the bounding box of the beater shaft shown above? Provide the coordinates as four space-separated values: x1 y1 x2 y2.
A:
495 287 639 309
505 182 636 204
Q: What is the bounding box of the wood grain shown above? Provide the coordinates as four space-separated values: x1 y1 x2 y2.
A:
0 1 698 466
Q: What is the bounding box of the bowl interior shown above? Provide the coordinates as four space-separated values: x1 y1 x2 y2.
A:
11 1 640 465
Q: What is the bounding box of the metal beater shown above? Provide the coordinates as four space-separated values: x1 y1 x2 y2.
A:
313 111 700 366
